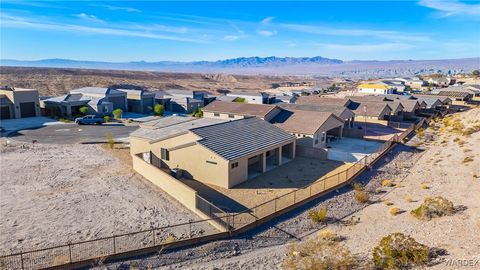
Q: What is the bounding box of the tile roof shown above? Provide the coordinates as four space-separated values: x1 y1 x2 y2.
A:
202 101 278 118
276 103 354 120
437 91 472 98
296 96 350 106
272 110 343 135
191 117 295 160
70 87 124 95
347 101 392 117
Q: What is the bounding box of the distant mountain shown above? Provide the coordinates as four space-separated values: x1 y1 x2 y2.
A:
1 56 478 77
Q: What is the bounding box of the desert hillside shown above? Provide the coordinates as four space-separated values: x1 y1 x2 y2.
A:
0 67 331 97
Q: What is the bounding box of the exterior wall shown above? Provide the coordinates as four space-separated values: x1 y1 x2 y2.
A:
203 111 246 120
358 88 394 94
0 90 40 118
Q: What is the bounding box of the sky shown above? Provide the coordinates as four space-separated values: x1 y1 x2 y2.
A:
1 1 479 62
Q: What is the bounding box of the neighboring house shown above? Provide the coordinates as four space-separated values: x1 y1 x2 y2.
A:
436 91 473 102
381 80 406 92
0 86 41 119
153 89 215 114
296 96 351 107
357 83 395 94
226 92 270 104
397 100 421 119
428 77 450 87
70 87 127 111
152 90 172 107
435 85 480 98
168 97 204 114
213 95 238 102
271 110 344 149
129 116 296 188
277 103 355 128
347 101 392 121
412 94 451 109
42 93 101 117
465 84 480 96
273 95 297 104
202 101 282 122
396 77 427 90
117 89 155 114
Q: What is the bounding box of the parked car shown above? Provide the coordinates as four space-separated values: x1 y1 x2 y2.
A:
75 115 105 125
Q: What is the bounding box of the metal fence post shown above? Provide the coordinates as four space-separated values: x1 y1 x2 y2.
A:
113 236 117 254
293 191 296 204
20 252 24 270
309 185 312 196
189 221 192 238
68 244 72 263
274 197 277 212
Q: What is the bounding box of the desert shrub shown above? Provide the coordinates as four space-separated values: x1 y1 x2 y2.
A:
104 116 110 123
384 200 394 206
389 207 401 216
463 156 474 164
410 196 455 220
153 103 165 116
308 207 327 223
164 234 175 244
416 127 425 138
317 229 340 242
354 190 369 203
375 187 383 194
462 124 480 136
420 183 429 189
192 108 203 117
106 132 114 149
283 231 358 270
352 182 364 191
405 196 413 203
381 180 394 187
112 108 123 119
79 106 89 115
373 233 430 269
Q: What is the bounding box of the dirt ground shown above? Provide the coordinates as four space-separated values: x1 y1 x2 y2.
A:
0 142 215 254
104 107 480 269
193 158 350 210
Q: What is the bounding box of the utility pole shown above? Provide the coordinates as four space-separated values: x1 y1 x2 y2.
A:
364 105 367 152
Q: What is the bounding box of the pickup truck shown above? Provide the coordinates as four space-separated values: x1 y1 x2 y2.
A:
75 115 105 125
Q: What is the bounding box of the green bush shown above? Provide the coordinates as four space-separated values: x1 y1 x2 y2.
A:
153 103 165 116
373 233 430 269
308 207 327 223
410 196 455 220
192 108 203 118
354 190 369 203
79 106 88 115
106 132 114 149
104 116 110 123
233 97 246 103
112 108 123 119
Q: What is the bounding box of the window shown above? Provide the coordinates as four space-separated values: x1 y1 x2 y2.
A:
160 148 169 161
228 114 235 118
214 113 220 117
206 160 217 165
321 132 326 142
231 162 238 168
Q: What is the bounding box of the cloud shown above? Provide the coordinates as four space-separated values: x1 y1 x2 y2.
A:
76 13 103 23
317 43 415 53
96 4 141 13
418 0 480 17
223 35 240 41
261 16 274 24
1 13 207 43
257 30 277 37
279 23 429 42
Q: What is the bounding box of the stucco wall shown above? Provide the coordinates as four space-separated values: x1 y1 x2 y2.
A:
203 111 245 120
0 90 40 118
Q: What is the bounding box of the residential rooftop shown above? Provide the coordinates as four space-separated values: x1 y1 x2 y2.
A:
272 110 341 135
202 101 278 118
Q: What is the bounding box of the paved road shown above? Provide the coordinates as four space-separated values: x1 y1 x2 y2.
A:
7 124 139 144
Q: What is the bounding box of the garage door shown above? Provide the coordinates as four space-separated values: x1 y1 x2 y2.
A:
20 102 36 118
0 106 11 119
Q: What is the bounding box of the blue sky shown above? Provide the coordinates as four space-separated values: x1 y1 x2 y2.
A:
1 1 479 61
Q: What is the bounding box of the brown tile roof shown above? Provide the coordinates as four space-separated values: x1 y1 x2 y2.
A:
277 103 355 120
348 101 391 117
296 96 350 106
398 100 420 112
272 110 343 135
437 91 472 98
202 101 278 118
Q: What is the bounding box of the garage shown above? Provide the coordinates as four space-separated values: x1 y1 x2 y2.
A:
1 106 11 119
20 102 37 118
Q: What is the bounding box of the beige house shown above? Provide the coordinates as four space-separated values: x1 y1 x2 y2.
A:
296 96 351 107
0 86 40 119
130 116 296 189
348 101 392 121
271 110 344 149
277 103 355 128
202 101 281 121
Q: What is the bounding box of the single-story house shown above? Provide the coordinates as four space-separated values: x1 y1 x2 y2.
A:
117 89 155 114
277 103 355 128
428 77 451 87
213 95 238 102
41 93 104 117
271 110 344 149
357 83 395 95
274 95 297 104
202 101 282 122
0 86 41 119
347 101 392 121
70 87 127 111
396 77 427 89
152 90 172 107
436 91 473 102
130 116 296 188
381 80 406 92
226 92 270 104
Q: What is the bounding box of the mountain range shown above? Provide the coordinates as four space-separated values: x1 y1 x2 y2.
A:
1 56 478 77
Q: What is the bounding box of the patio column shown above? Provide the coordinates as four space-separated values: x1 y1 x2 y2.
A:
65 105 72 117
291 142 296 159
261 153 266 173
339 126 343 138
277 146 282 166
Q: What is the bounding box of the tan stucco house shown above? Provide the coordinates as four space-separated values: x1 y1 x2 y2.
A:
130 116 296 188
202 101 282 122
0 86 40 119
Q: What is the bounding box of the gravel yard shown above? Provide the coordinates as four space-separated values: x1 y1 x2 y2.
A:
0 142 215 255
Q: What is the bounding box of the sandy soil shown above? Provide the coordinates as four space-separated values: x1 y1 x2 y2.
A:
0 142 215 254
105 108 480 269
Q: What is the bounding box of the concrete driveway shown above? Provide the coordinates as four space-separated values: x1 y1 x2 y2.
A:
327 138 382 162
0 117 66 134
6 123 138 144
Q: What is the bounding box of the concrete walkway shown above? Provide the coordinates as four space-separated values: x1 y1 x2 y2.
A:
327 137 382 162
